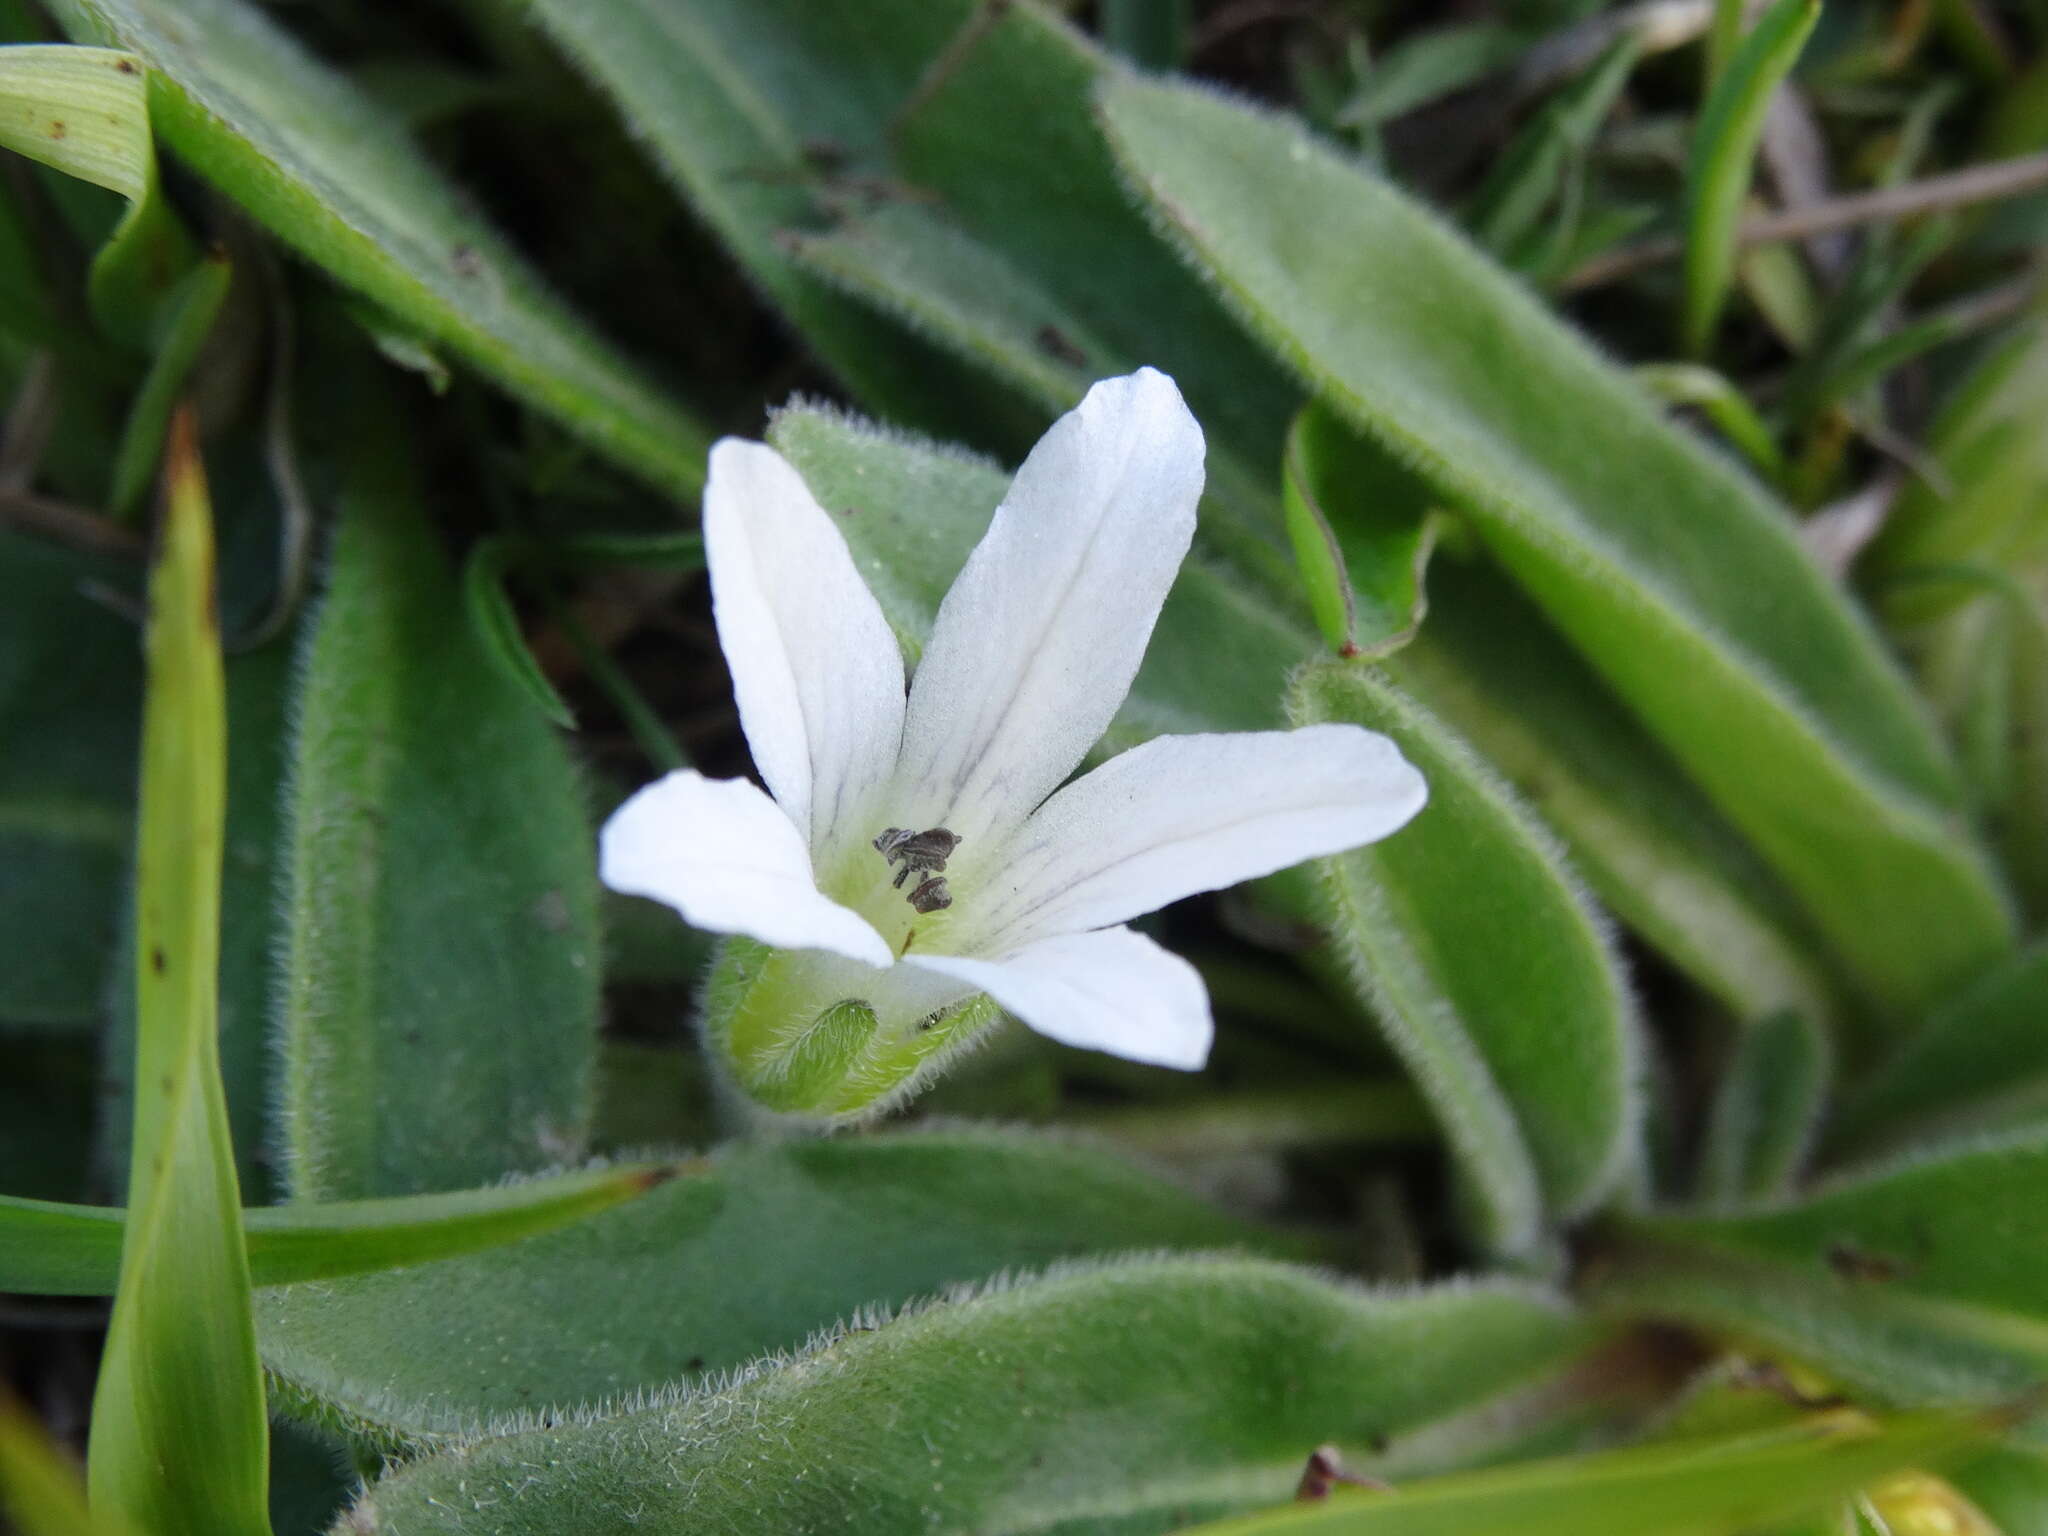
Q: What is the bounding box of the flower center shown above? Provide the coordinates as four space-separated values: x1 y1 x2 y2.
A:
871 826 961 914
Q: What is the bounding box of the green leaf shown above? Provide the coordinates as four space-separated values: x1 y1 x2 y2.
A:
0 43 192 344
512 0 1301 578
104 247 228 517
1681 0 1820 356
1387 558 1842 1034
785 201 1119 413
276 341 600 1200
768 403 1309 741
86 409 269 1536
1829 943 2048 1163
1290 662 1640 1255
1697 1009 1830 1206
1179 1413 1987 1536
0 1161 676 1295
1870 318 2048 622
341 1259 1595 1531
1096 74 2013 1021
256 1127 1316 1450
99 635 295 1203
460 537 576 730
1599 1127 2048 1410
1339 23 1527 129
0 533 139 1028
1952 1445 2048 1534
0 1395 125 1536
1281 401 1437 658
1634 362 1785 481
43 0 710 499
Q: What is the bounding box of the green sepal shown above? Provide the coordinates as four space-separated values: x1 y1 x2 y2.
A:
704 937 1003 1123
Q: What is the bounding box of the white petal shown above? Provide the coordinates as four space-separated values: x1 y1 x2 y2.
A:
895 368 1203 851
908 927 1211 1070
600 770 893 968
705 438 906 860
966 725 1427 952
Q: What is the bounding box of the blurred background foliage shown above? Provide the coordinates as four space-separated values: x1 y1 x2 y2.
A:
2 0 2047 1531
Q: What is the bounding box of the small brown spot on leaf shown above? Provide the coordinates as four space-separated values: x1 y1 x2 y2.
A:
115 58 139 73
150 946 167 974
48 121 66 140
1827 1241 1905 1283
1034 322 1087 367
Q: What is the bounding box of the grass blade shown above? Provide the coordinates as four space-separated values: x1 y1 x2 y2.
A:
1681 0 1821 356
84 407 269 1535
0 1162 679 1296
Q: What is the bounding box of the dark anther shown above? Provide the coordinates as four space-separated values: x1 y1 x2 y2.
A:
908 875 953 913
873 826 961 898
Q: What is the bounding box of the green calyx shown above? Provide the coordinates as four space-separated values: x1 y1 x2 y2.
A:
703 938 1002 1121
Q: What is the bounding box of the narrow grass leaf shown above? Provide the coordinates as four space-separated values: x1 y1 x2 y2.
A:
1097 74 2013 1019
1600 1126 2048 1409
0 43 190 344
85 408 268 1536
341 1260 1595 1533
256 1128 1318 1451
0 1162 676 1295
276 341 600 1199
0 1395 125 1536
43 0 709 498
1179 1412 1986 1536
1697 1009 1830 1206
1634 362 1785 480
1681 0 1819 356
1291 662 1640 1254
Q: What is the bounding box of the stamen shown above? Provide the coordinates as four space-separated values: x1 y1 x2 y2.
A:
873 826 962 909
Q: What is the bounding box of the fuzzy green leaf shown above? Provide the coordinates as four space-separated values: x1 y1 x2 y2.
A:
275 347 600 1200
1697 1009 1830 1206
1829 943 2048 1163
1387 559 1842 1033
1600 1127 2048 1411
256 1127 1314 1451
86 410 269 1536
1290 662 1640 1255
1281 401 1436 658
508 0 1302 581
0 1162 675 1296
1096 74 2013 1020
43 0 709 498
340 1259 1595 1532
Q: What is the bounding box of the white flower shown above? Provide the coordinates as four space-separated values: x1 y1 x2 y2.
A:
601 369 1425 1097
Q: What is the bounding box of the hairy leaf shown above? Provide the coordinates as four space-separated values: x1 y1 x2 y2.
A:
44 0 709 496
1697 1009 1829 1206
1600 1127 2048 1411
342 1260 1594 1533
1830 943 2048 1163
257 1127 1310 1450
275 345 600 1199
1097 74 2012 1019
1291 662 1640 1255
